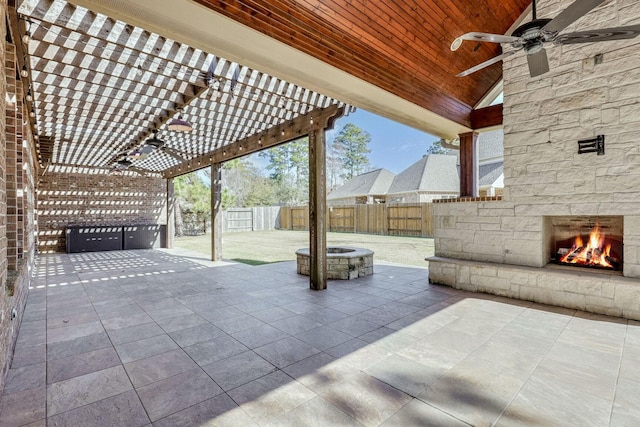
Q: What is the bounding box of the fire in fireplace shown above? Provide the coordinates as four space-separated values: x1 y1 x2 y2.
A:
547 216 623 272
557 224 620 269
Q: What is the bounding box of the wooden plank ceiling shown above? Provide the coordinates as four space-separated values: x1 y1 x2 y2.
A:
17 0 349 173
191 0 530 125
16 0 529 175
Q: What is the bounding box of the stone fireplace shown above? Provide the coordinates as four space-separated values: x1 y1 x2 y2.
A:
428 0 640 320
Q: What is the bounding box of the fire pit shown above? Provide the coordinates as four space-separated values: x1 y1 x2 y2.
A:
296 246 374 279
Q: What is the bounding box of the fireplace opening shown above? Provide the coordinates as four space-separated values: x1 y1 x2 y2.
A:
547 216 623 272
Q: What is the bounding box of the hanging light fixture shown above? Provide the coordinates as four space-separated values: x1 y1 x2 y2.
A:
26 89 33 102
167 111 192 132
145 129 165 148
21 64 28 78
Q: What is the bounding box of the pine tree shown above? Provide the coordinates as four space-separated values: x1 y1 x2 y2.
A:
259 137 310 205
333 123 371 180
327 139 344 191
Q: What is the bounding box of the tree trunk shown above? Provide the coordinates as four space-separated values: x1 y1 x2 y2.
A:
174 200 184 237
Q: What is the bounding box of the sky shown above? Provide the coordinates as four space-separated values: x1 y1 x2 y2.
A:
331 109 439 173
250 108 439 174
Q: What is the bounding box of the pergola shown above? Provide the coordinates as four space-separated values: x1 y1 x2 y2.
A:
10 0 524 289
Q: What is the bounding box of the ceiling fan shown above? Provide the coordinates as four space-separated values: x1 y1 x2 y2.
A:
109 130 188 174
451 0 640 77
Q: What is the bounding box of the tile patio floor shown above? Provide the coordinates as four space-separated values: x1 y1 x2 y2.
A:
0 248 639 426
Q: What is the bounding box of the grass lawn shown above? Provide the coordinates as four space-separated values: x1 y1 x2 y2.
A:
175 230 434 268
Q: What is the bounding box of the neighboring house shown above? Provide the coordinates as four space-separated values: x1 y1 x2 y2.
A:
327 153 459 204
326 168 395 205
477 129 504 197
384 153 459 203
327 129 504 204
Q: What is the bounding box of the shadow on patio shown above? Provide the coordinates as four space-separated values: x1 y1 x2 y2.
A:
0 249 638 426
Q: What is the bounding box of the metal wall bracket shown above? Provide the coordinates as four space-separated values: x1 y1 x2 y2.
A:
578 135 605 155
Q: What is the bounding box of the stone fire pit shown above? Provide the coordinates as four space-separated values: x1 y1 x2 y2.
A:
296 246 374 280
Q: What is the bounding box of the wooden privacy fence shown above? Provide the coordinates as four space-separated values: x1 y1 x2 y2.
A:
222 207 281 232
279 203 434 237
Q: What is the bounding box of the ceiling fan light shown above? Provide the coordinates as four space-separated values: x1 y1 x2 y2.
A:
451 37 463 51
167 116 193 132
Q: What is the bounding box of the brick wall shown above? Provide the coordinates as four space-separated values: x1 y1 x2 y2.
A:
37 168 168 252
5 42 17 270
430 0 640 319
0 0 38 394
0 0 8 395
22 107 36 260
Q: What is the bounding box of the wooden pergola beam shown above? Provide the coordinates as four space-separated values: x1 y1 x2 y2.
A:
163 104 345 178
470 104 503 130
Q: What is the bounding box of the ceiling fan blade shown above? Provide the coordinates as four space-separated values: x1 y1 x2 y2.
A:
555 24 640 45
527 48 550 77
205 56 218 86
451 32 520 51
456 50 518 77
543 0 606 34
128 166 153 175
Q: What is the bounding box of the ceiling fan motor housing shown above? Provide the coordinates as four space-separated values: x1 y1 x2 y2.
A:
511 19 555 53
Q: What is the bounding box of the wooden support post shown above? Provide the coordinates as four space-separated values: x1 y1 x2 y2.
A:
309 126 327 290
459 131 478 198
211 163 222 261
166 179 175 248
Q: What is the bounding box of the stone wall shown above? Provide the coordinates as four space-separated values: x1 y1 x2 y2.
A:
37 168 168 253
430 0 640 318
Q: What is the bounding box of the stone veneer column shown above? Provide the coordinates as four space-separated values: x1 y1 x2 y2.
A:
430 0 640 320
